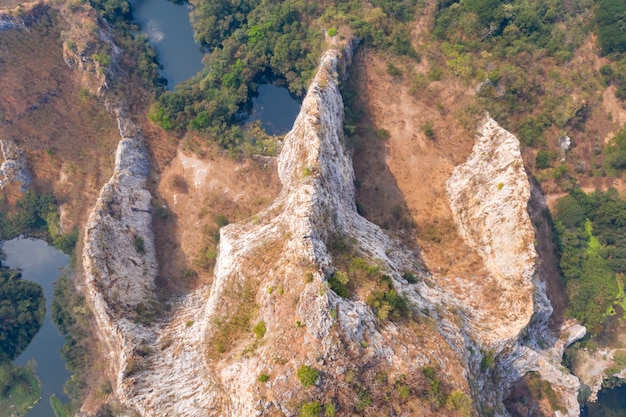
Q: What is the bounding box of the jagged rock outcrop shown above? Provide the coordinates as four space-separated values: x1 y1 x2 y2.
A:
0 140 32 191
82 109 158 408
446 116 581 416
80 39 581 417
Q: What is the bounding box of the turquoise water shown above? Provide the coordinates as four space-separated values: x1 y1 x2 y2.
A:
6 238 70 417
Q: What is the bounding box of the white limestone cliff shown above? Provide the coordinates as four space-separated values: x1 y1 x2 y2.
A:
79 39 583 417
446 115 581 416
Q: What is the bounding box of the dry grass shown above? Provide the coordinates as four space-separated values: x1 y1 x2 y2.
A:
0 7 119 227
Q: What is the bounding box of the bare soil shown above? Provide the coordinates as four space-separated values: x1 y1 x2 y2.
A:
151 134 281 295
348 48 493 307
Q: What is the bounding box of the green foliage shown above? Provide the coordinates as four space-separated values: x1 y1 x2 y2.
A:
596 0 626 55
536 150 554 169
386 62 402 77
297 365 318 387
51 273 94 404
423 367 446 408
613 351 626 368
422 120 434 138
553 188 626 334
526 372 564 412
50 393 72 417
446 390 473 417
0 361 41 417
328 271 349 298
324 402 336 416
356 389 371 411
134 236 145 254
0 269 45 362
253 320 266 338
258 373 270 382
604 127 626 173
480 349 495 371
300 401 321 417
366 275 409 321
152 0 419 152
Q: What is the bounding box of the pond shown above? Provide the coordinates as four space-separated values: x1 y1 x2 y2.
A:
248 84 301 135
130 0 204 90
5 238 70 417
582 383 626 416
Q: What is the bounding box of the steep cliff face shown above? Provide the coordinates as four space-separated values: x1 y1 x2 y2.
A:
79 37 583 416
81 109 158 407
446 116 581 416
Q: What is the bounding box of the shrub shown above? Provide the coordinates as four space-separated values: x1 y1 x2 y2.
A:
402 271 418 283
134 236 145 254
422 121 434 137
446 390 472 417
258 373 270 382
536 150 552 169
253 320 266 338
170 174 188 193
297 365 318 387
328 272 349 298
480 349 495 371
376 128 390 140
300 401 321 417
386 62 402 77
324 402 335 416
327 27 338 37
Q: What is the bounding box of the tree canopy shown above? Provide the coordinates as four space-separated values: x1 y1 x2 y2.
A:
0 269 45 362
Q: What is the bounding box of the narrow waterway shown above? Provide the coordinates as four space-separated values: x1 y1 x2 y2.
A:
5 238 70 417
130 0 204 89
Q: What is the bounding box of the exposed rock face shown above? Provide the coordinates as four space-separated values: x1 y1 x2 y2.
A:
80 40 582 417
0 140 32 191
82 109 158 406
446 116 581 416
447 117 536 346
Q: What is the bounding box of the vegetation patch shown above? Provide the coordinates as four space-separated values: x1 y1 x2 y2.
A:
553 188 626 335
297 365 319 387
206 279 258 357
0 362 41 417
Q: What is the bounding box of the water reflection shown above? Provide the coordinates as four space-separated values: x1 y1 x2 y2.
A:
4 238 70 417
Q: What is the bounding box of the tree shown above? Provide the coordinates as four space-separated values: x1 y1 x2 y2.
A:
0 269 45 362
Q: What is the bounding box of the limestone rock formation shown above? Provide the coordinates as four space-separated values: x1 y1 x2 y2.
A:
0 140 32 191
79 40 582 417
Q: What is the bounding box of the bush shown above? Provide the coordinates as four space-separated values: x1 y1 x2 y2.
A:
480 350 495 371
327 27 338 37
253 320 266 338
328 272 349 298
258 373 270 382
297 365 318 387
386 62 403 77
536 150 553 169
300 401 321 417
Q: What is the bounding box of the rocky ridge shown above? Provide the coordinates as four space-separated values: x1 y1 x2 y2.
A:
78 38 585 416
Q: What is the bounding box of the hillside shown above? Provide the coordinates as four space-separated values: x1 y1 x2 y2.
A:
2 0 626 417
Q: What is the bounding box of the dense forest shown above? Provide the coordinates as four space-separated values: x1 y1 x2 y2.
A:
0 266 45 409
0 268 44 362
147 0 419 151
554 188 626 334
